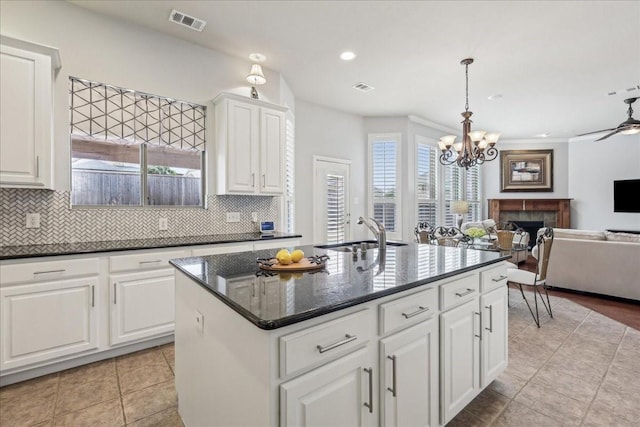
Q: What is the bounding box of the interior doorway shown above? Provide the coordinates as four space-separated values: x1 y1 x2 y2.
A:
313 157 351 244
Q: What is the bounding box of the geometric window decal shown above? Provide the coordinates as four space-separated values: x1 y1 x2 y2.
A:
70 77 206 151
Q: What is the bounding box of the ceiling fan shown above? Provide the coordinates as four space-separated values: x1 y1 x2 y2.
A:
577 97 640 141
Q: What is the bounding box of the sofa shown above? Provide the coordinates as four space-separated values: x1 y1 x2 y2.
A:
543 228 640 301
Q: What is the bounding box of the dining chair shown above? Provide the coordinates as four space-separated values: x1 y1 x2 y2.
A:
414 221 435 244
506 227 555 327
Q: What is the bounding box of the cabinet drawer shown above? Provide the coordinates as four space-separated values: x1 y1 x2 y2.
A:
379 287 437 335
480 264 508 293
280 309 372 378
0 258 100 285
253 239 300 251
440 273 479 311
109 250 188 272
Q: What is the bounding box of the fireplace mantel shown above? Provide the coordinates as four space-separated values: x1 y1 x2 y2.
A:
488 199 571 228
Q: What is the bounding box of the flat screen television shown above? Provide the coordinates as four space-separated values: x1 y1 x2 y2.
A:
613 179 640 213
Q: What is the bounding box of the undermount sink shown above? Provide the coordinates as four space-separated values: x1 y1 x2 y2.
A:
314 240 408 252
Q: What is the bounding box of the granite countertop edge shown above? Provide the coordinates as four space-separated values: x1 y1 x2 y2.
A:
0 232 303 260
171 254 510 330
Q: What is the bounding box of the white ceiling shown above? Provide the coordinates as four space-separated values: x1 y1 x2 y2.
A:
70 0 640 140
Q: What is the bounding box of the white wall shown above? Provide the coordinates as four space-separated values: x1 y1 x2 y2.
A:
482 140 570 202
295 100 365 245
0 0 283 193
568 133 640 230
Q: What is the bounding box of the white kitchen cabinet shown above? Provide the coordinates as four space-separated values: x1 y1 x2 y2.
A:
0 36 60 189
214 92 287 195
480 286 508 387
280 346 376 427
440 298 480 425
380 319 439 427
109 268 176 345
0 277 98 370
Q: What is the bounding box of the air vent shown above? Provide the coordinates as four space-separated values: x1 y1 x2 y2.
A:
169 9 207 32
352 82 375 93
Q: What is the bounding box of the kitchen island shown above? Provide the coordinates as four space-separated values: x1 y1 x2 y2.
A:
170 243 510 426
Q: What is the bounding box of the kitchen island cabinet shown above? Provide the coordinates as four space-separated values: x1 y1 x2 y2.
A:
171 243 510 426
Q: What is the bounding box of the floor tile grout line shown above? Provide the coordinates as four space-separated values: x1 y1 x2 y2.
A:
577 325 630 426
114 356 127 426
49 372 61 424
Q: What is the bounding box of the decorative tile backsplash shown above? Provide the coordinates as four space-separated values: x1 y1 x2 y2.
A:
0 189 279 247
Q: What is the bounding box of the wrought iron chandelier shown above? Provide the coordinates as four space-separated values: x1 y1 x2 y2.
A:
439 58 500 169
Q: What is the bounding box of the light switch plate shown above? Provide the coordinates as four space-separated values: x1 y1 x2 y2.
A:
158 218 168 231
26 213 40 229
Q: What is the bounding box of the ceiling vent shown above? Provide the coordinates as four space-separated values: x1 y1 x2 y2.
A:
352 82 375 93
169 9 207 32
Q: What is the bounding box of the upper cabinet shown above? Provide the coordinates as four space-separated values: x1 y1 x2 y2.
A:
0 36 61 189
214 93 287 195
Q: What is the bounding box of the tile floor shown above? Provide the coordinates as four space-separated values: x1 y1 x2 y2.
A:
1 289 638 426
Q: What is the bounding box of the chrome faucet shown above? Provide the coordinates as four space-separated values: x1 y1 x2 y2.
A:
357 217 386 252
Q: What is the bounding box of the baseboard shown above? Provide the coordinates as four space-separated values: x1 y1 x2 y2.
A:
546 286 640 305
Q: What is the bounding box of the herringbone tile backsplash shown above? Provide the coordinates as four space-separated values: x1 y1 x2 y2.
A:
0 189 279 247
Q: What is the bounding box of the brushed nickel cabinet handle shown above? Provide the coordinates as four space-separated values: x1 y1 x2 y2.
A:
475 311 482 339
485 305 493 332
113 283 117 304
316 334 357 353
492 275 507 282
36 156 40 178
455 288 475 297
387 355 397 397
34 269 66 276
91 285 95 308
139 260 162 265
364 367 373 413
252 173 255 187
402 306 430 319
262 173 265 187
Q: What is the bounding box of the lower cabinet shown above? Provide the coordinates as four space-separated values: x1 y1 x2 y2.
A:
481 286 508 387
440 298 480 424
0 277 98 370
280 346 376 427
380 318 439 427
109 268 176 345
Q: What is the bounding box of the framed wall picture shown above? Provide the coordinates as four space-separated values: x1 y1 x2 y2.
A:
500 149 553 192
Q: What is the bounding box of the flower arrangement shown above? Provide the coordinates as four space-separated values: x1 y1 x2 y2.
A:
464 227 487 238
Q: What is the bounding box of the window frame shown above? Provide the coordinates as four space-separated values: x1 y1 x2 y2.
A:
415 135 439 228
367 132 402 241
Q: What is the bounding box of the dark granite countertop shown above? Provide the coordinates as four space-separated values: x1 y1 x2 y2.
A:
0 232 302 260
170 243 510 330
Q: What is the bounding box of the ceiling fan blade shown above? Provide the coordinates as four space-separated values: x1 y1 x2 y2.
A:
594 129 621 142
576 128 615 137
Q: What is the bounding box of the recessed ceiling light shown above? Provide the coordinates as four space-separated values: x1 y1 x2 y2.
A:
249 53 266 62
487 94 503 101
534 133 550 138
340 51 357 61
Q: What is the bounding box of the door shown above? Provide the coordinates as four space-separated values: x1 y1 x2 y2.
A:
280 346 375 427
481 286 508 387
0 278 98 370
110 269 175 345
226 99 258 193
440 298 480 424
314 157 351 244
380 319 439 427
259 108 285 194
0 45 52 188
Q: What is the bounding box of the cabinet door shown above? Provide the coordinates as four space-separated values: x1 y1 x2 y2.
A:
281 346 375 427
226 99 258 193
380 318 439 427
259 108 285 194
225 276 258 314
0 277 98 370
481 286 508 387
0 44 53 188
110 269 175 345
440 298 480 425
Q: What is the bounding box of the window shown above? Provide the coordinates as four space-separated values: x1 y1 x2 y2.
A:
443 165 463 226
465 164 481 222
283 115 295 233
416 138 438 225
69 77 206 207
369 133 401 239
326 173 346 243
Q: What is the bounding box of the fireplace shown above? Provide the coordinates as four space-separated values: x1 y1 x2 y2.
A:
512 220 544 249
488 199 571 229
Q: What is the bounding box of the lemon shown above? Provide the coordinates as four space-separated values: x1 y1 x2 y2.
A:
276 248 290 259
277 252 292 265
291 249 305 263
